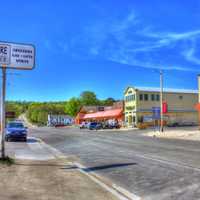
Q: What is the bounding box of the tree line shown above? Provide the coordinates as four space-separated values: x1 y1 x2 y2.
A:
6 91 117 125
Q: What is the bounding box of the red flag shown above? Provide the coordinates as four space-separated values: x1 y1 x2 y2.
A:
162 102 168 113
195 103 200 111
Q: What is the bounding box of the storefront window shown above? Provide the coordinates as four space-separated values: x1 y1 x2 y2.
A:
144 94 148 101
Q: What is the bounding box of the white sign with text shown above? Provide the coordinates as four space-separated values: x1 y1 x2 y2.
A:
0 42 35 70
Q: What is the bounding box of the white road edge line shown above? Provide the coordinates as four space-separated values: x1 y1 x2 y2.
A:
74 162 141 200
34 137 141 200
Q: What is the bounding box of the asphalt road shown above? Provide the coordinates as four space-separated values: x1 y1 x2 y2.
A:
30 127 200 200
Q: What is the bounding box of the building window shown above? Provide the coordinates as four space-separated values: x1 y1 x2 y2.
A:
126 94 135 102
151 94 155 101
144 94 148 101
179 95 183 100
138 116 143 123
156 94 160 101
139 94 143 101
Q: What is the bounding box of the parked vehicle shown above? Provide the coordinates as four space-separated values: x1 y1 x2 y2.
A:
102 120 120 129
89 122 102 130
80 121 89 129
5 121 28 142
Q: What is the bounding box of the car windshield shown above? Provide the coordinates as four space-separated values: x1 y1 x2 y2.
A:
7 123 24 128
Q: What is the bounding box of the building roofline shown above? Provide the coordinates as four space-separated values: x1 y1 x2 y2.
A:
124 86 198 94
124 86 137 94
135 87 198 94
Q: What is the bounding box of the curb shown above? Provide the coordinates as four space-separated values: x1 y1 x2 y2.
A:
35 137 142 200
75 162 141 200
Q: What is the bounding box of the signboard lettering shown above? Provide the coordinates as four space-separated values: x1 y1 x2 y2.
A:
0 44 10 65
0 42 35 69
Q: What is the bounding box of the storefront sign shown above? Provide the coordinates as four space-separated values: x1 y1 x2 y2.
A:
143 116 153 122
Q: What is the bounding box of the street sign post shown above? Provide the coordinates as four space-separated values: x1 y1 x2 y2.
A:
0 41 35 158
152 107 161 132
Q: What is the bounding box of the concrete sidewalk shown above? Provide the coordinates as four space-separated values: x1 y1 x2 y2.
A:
0 159 119 200
142 126 200 141
0 137 122 200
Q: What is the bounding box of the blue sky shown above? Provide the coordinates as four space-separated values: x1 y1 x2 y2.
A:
0 0 200 101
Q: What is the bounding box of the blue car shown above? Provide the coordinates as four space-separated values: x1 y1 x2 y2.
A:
5 121 28 142
89 122 102 130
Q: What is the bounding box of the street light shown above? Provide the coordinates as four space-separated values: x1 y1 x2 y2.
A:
152 69 164 133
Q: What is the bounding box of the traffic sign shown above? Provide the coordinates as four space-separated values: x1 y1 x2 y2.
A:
6 111 16 118
0 44 10 65
0 41 35 70
152 107 160 119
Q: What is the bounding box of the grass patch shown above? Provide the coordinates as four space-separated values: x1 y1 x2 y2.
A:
0 156 15 165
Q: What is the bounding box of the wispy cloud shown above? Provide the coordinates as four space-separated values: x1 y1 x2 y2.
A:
108 50 198 72
111 10 138 33
182 39 200 65
67 9 200 72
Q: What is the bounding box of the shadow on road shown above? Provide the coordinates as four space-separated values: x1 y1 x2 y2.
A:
84 162 137 172
63 163 137 171
27 138 38 143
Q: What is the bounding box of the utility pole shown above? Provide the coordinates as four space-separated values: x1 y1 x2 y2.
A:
160 70 164 132
1 67 6 158
198 75 200 130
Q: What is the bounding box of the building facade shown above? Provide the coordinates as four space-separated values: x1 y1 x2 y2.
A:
124 86 198 127
75 101 124 125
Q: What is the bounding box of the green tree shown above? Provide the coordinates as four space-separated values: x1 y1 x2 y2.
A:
65 98 81 116
80 91 99 106
102 97 116 106
26 102 67 125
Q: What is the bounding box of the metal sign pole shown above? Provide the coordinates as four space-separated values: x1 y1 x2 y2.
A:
1 67 6 158
160 70 164 132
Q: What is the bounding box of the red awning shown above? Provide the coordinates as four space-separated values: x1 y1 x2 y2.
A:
82 109 122 119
